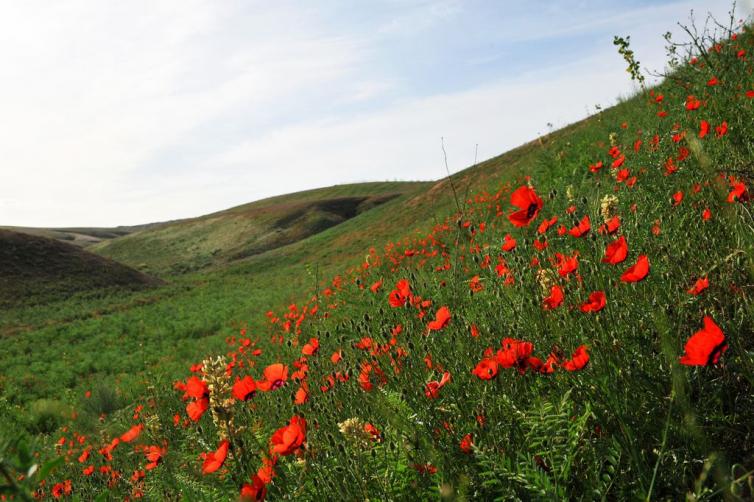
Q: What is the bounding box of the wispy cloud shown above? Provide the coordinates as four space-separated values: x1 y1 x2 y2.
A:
0 0 745 226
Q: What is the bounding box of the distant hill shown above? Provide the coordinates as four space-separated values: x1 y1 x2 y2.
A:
91 181 429 276
0 223 161 248
0 229 163 309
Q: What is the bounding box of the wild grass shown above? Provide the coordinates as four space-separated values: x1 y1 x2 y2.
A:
1 7 753 501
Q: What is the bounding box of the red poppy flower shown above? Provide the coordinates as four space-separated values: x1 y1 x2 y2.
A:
459 434 473 454
555 253 578 277
330 350 342 364
363 423 382 442
568 215 590 237
388 279 412 307
621 255 649 282
187 398 209 422
727 178 748 203
539 353 559 374
469 275 483 293
427 306 451 331
537 216 558 234
496 338 534 373
145 445 166 470
294 383 309 405
232 376 257 401
472 358 498 380
425 371 451 399
240 475 267 501
687 277 709 295
580 291 606 313
202 440 230 475
533 238 548 251
257 455 278 484
388 290 403 307
715 121 728 138
685 95 701 110
680 316 727 366
543 285 564 310
301 337 319 355
355 337 373 350
702 208 712 221
602 235 628 265
120 424 143 443
589 161 604 173
370 280 382 293
672 191 683 206
598 216 621 235
98 438 120 461
562 345 589 371
699 120 710 138
185 376 208 400
611 154 626 169
501 234 517 251
270 416 306 456
257 363 289 391
508 185 543 227
51 481 72 499
470 324 480 338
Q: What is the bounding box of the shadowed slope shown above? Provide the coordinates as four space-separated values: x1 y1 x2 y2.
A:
0 229 163 309
92 181 429 275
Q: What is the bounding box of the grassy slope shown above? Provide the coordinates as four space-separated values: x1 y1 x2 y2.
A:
0 224 158 248
2 22 754 499
91 181 430 276
0 230 162 310
0 128 569 405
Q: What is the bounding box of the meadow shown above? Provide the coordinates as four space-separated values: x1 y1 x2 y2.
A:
1 10 753 501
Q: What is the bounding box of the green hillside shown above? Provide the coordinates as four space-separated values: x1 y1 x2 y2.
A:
0 224 157 248
0 229 163 310
91 182 429 275
1 15 753 500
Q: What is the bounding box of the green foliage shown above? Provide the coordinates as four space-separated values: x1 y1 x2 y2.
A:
2 5 754 501
25 400 71 435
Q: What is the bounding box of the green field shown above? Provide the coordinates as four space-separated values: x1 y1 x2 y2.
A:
1 15 754 501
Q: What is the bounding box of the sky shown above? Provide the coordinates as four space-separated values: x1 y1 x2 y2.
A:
0 0 747 228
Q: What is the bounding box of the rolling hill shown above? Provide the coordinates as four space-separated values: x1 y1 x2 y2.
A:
2 16 753 499
0 223 159 248
91 181 430 275
0 229 163 309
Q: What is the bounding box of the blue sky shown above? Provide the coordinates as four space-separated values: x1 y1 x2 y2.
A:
0 0 745 227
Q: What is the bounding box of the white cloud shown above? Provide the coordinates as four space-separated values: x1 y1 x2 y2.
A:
0 0 747 227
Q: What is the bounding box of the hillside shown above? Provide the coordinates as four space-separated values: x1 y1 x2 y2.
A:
0 224 158 248
0 229 163 309
91 181 429 275
1 15 753 500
